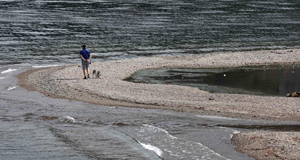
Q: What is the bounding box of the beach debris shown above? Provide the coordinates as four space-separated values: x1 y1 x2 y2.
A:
286 92 300 97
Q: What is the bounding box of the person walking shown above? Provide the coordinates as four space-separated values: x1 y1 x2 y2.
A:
80 45 92 79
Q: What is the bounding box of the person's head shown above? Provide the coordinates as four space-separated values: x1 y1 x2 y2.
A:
82 45 86 49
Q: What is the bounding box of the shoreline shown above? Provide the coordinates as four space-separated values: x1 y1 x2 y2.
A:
19 49 300 121
18 49 300 160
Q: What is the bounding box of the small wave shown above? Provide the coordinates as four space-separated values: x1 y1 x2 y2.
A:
138 141 163 157
32 64 60 68
7 86 17 91
1 68 17 74
230 130 241 139
142 124 177 139
0 77 6 80
196 115 241 121
58 116 76 123
142 124 230 160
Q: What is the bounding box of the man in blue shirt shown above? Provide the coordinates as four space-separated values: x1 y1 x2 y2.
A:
80 45 92 79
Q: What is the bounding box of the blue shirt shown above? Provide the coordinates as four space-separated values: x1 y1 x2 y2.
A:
80 49 91 59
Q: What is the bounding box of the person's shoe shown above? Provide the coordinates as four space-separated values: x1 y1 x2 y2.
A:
84 76 87 79
87 74 90 78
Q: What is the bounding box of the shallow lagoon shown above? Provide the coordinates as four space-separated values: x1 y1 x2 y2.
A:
126 64 300 96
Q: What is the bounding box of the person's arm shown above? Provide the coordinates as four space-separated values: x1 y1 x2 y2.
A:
87 53 92 61
80 54 86 61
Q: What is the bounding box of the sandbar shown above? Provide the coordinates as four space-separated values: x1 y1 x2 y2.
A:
18 49 300 160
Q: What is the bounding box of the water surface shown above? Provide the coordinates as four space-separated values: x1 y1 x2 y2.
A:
126 65 300 96
1 0 300 66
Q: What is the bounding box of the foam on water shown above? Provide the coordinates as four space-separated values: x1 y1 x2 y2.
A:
32 64 60 68
58 116 76 123
138 141 163 157
7 86 17 91
143 124 178 139
1 68 17 74
138 124 231 160
196 115 241 121
230 130 241 139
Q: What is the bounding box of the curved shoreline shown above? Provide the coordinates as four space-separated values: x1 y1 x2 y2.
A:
18 49 300 160
19 49 300 121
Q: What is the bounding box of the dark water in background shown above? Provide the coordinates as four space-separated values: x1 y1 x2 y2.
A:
1 0 300 66
126 65 300 96
1 0 300 159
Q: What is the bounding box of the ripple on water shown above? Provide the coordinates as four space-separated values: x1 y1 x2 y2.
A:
1 0 300 65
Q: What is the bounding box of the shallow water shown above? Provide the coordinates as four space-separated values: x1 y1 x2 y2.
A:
126 65 300 96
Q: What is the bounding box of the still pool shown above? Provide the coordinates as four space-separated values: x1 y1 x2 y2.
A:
126 64 300 96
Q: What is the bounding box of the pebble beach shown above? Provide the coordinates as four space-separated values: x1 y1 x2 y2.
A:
19 49 300 160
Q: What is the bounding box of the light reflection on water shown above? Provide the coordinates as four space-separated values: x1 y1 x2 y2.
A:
1 0 300 65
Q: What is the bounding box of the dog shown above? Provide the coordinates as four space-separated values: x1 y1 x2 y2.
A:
92 70 96 78
92 70 101 78
96 71 101 78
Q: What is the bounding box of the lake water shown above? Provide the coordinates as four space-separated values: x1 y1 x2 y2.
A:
1 0 300 66
1 0 300 159
126 65 300 96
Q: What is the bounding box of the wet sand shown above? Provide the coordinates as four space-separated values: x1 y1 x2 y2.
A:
19 49 300 160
